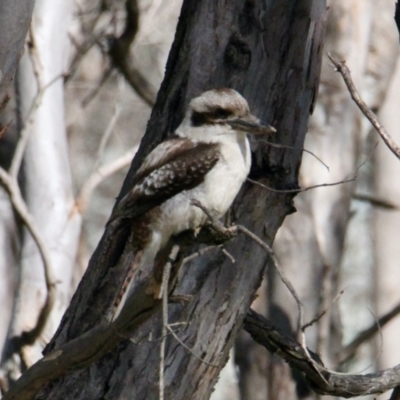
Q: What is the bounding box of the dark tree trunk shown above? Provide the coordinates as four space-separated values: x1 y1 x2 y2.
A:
0 0 35 105
30 0 326 399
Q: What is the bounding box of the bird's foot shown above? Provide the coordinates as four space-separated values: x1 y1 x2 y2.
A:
208 224 238 243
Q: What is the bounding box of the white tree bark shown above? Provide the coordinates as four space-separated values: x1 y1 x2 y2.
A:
3 0 81 373
373 57 400 372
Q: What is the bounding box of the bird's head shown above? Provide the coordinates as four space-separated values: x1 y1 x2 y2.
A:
178 88 276 138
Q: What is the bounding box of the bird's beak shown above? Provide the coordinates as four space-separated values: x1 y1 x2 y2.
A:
225 114 276 134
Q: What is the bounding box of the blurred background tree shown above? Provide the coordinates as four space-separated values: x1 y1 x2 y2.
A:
0 0 399 399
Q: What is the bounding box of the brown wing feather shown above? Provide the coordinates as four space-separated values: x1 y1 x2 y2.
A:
111 139 220 221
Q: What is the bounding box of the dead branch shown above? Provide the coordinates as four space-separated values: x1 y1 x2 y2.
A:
257 139 330 171
9 72 65 180
74 95 138 215
337 300 400 366
0 168 56 347
75 146 138 214
1 35 64 353
353 193 398 210
108 0 156 106
328 53 400 160
159 244 179 400
67 28 109 83
247 177 355 194
81 66 113 107
302 289 345 331
244 309 400 398
234 224 304 335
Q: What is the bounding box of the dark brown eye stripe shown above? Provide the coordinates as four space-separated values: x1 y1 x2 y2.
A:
191 108 233 127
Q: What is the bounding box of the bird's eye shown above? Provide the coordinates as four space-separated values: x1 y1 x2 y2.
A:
213 108 231 119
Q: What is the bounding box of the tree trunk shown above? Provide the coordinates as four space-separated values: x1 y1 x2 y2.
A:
24 0 326 398
0 0 35 104
0 0 35 357
1 0 81 379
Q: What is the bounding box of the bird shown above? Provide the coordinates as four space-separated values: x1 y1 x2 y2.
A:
110 88 276 320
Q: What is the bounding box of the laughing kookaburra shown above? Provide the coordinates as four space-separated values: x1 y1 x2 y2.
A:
110 88 275 320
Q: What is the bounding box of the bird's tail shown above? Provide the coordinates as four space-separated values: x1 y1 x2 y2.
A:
110 250 144 322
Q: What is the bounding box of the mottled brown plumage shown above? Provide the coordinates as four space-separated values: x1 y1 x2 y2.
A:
110 88 275 320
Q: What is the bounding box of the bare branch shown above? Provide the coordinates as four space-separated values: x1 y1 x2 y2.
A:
235 225 303 333
67 26 109 83
81 66 113 107
9 36 65 180
353 193 398 210
108 0 156 106
257 139 330 171
337 300 400 366
95 105 121 163
328 53 400 160
189 199 332 384
166 326 219 368
0 168 56 346
159 244 179 400
75 146 138 214
244 309 400 398
247 177 355 194
302 289 345 331
221 248 236 263
182 245 221 264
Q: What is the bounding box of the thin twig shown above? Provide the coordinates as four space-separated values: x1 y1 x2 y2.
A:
235 225 304 335
95 105 121 164
353 193 398 210
257 139 330 171
9 72 65 179
66 22 110 83
221 248 236 263
328 53 400 160
337 300 400 366
166 326 218 368
159 243 220 381
302 289 345 331
75 146 138 214
10 29 66 179
182 245 220 264
190 200 328 383
349 307 384 374
190 199 304 333
81 65 113 107
159 245 179 400
0 168 56 344
246 177 355 194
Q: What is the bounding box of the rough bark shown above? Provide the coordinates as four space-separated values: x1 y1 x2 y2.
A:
0 0 35 106
4 0 326 399
0 0 35 357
